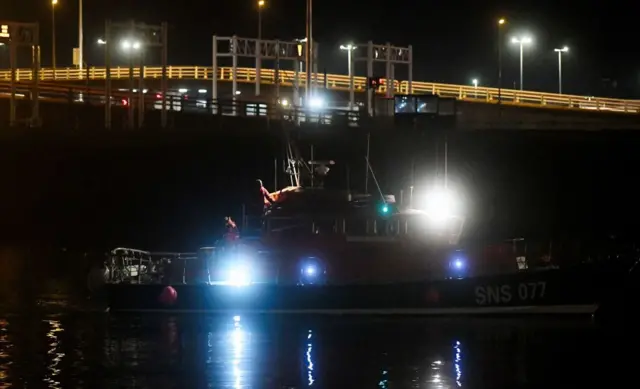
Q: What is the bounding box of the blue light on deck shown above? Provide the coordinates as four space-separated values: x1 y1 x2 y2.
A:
305 265 317 276
299 258 325 285
449 256 466 279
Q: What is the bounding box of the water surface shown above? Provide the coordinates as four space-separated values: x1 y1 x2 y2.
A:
0 314 627 388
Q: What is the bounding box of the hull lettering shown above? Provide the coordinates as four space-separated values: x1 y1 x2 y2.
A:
475 282 546 305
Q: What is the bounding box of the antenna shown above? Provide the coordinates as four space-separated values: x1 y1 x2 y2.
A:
364 132 371 193
365 157 385 202
444 140 448 189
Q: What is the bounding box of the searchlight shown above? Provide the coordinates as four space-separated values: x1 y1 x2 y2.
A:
222 260 252 286
307 96 326 110
422 187 461 222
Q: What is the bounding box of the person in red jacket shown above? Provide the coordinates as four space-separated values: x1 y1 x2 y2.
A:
257 179 275 211
223 216 239 243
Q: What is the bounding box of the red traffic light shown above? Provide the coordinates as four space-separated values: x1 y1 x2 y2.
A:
367 76 384 89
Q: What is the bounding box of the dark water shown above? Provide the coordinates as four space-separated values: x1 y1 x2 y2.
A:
0 313 628 389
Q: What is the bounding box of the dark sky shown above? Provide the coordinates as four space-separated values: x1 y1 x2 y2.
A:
3 0 639 97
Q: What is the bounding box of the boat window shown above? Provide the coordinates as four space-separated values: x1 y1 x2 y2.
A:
267 217 313 238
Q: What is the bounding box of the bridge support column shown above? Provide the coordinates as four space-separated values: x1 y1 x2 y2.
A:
211 35 218 114
408 45 413 94
104 20 111 129
127 20 135 130
385 42 392 98
106 19 167 130
353 40 412 117
160 22 168 129
9 42 16 126
138 55 145 128
366 41 373 117
349 51 355 111
274 40 280 99
231 35 238 116
255 39 261 96
1 21 41 127
31 44 41 127
312 43 319 95
294 60 300 107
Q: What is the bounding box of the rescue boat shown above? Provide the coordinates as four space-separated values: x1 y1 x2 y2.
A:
95 179 638 316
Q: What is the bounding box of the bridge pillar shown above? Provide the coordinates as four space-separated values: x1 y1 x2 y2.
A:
255 38 261 97
213 35 314 112
211 36 218 113
0 20 41 127
104 20 168 129
353 40 412 117
232 35 238 115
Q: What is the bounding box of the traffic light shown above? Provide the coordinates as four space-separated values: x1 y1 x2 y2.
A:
367 76 384 90
379 203 390 216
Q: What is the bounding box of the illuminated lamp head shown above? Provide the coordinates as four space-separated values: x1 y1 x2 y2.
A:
423 187 461 222
448 255 467 279
299 257 326 285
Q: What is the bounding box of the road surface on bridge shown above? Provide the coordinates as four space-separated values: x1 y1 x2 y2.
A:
1 66 639 114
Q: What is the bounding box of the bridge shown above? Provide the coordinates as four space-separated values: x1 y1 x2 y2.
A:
2 65 640 114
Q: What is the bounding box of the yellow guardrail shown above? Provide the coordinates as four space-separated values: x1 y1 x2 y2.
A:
0 66 638 114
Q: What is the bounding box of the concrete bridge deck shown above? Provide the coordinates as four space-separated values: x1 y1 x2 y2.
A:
1 81 639 131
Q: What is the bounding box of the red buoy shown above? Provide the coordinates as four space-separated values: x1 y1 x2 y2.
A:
159 286 178 305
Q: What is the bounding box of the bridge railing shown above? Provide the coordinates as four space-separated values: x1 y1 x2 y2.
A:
0 66 640 113
1 65 639 114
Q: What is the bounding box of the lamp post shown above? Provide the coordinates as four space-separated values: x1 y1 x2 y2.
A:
257 0 265 40
121 39 142 129
339 44 356 78
511 36 532 90
554 46 569 94
497 18 506 103
78 0 83 70
340 44 357 110
305 0 313 104
472 78 478 98
51 0 58 70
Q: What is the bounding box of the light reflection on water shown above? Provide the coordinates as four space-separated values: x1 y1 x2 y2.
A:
306 330 314 386
232 315 244 389
0 319 11 389
0 315 623 388
44 319 65 389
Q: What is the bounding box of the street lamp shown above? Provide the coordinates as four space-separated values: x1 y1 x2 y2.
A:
121 39 142 51
78 0 83 70
51 0 58 70
554 46 569 94
339 44 357 78
511 36 532 90
497 18 506 103
257 0 265 40
340 43 357 110
472 78 478 98
97 38 107 45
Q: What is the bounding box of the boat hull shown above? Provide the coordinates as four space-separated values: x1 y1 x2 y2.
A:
105 265 619 316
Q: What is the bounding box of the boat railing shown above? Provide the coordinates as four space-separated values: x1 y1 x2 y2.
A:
262 212 464 246
107 247 199 284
